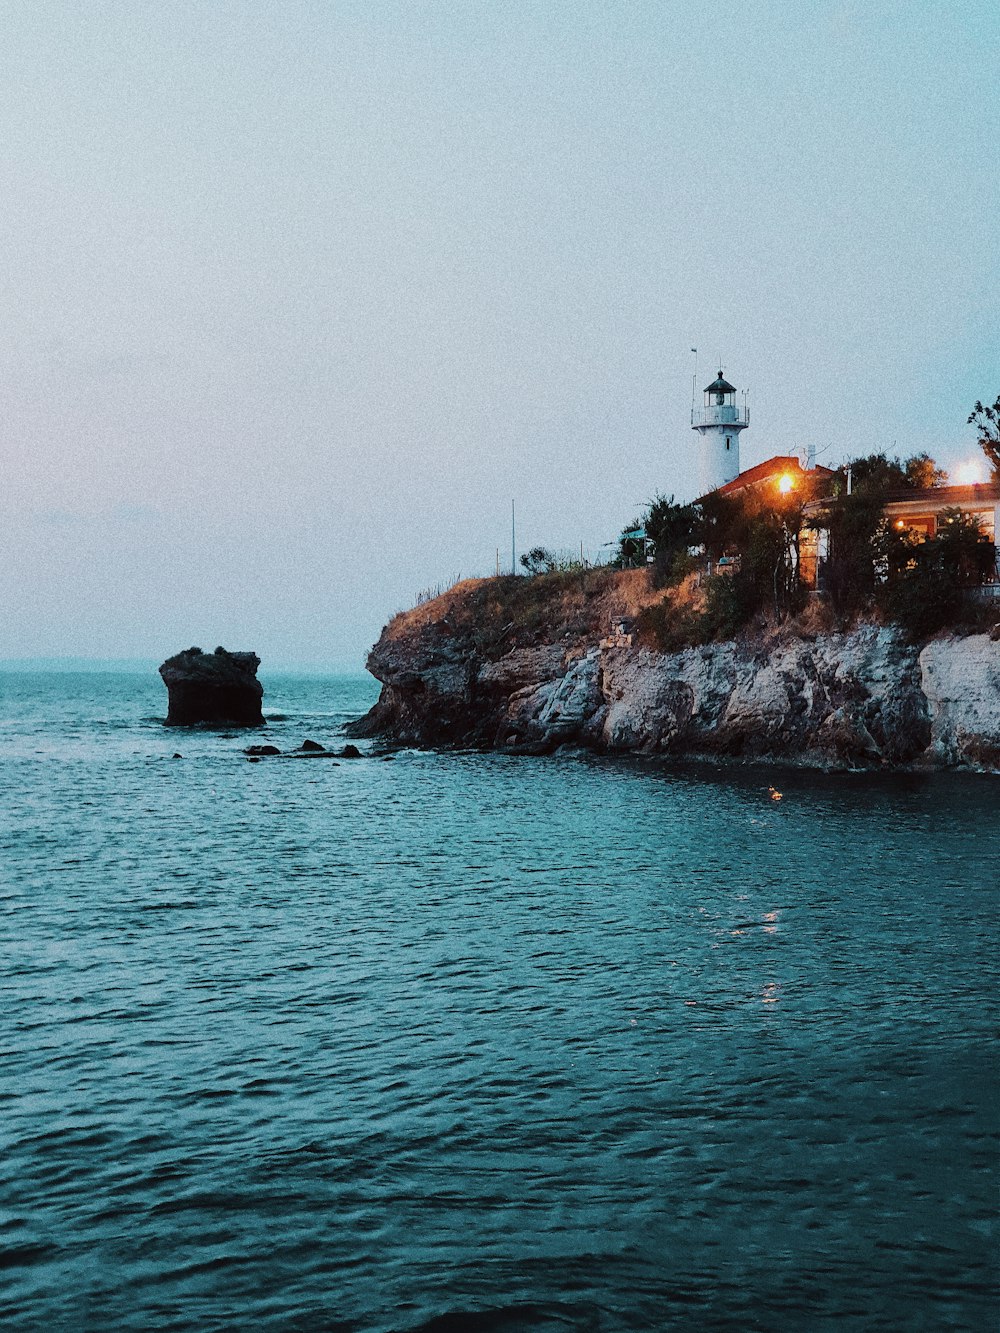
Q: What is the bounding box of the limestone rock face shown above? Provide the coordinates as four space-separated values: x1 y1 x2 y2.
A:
159 647 264 728
596 626 933 765
354 599 999 772
920 634 1000 769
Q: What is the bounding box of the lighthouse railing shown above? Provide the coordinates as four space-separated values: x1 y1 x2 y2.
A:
690 404 750 427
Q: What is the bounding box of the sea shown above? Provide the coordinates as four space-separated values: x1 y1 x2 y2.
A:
1 669 997 1332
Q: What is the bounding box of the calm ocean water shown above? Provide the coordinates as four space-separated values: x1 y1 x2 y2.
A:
1 670 997 1332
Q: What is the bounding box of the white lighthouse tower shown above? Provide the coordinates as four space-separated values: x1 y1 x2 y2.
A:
692 369 750 495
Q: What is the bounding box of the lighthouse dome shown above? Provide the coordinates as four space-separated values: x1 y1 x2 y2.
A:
704 372 736 395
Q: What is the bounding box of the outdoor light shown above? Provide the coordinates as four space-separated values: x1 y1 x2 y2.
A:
778 474 794 494
954 460 984 485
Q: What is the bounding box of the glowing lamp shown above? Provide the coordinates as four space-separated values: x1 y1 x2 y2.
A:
778 474 794 494
895 520 905 529
954 460 984 485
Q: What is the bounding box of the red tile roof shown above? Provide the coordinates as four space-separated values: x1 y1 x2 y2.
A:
883 482 1000 506
713 456 835 499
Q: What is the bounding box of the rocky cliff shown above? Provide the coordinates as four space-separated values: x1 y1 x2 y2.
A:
352 574 1000 771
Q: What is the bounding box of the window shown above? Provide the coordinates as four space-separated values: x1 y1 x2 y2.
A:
725 437 731 450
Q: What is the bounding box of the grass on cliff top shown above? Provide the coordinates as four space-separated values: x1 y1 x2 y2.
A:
386 568 658 657
386 566 998 660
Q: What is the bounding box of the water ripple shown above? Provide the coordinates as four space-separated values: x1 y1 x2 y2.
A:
0 672 997 1331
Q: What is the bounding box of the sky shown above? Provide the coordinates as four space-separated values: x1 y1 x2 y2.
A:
2 0 997 669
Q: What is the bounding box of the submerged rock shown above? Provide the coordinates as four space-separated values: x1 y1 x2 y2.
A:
245 744 281 756
159 646 265 728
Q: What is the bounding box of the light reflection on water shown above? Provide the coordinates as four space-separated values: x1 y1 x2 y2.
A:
0 671 998 1332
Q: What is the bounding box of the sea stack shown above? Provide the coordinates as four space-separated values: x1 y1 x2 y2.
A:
159 646 265 727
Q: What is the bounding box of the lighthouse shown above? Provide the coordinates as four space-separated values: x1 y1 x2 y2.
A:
692 370 750 495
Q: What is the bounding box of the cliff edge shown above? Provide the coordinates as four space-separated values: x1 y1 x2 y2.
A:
352 572 1000 771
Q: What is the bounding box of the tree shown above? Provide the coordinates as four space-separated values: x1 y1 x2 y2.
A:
817 450 944 615
819 489 886 615
931 509 993 586
879 510 991 638
837 451 945 495
840 452 909 493
644 493 698 584
903 452 947 489
520 546 557 576
968 397 1000 480
692 483 815 628
696 490 742 562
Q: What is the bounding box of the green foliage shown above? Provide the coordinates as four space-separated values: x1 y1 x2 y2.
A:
458 568 612 656
634 598 705 652
819 490 886 616
834 450 946 495
663 549 701 585
644 494 698 584
520 546 558 576
968 396 1000 479
617 493 699 577
701 573 762 640
837 453 906 493
819 449 944 617
695 485 810 621
878 510 994 638
904 452 948 489
634 571 766 652
879 567 964 639
926 509 994 584
696 491 743 561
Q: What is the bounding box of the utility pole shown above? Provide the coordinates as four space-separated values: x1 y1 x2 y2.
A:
511 500 516 575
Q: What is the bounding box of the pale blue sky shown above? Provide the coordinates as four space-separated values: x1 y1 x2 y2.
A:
2 0 997 666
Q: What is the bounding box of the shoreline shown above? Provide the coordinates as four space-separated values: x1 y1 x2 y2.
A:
353 581 1000 775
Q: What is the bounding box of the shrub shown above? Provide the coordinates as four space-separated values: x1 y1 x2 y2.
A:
878 511 993 638
520 546 558 576
880 567 963 639
634 597 705 653
701 572 760 640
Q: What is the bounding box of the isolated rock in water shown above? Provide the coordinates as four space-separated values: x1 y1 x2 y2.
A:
159 646 265 728
298 739 326 752
341 744 362 758
245 744 281 756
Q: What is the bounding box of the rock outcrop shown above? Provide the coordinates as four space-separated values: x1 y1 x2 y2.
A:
159 646 265 728
351 581 1000 771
